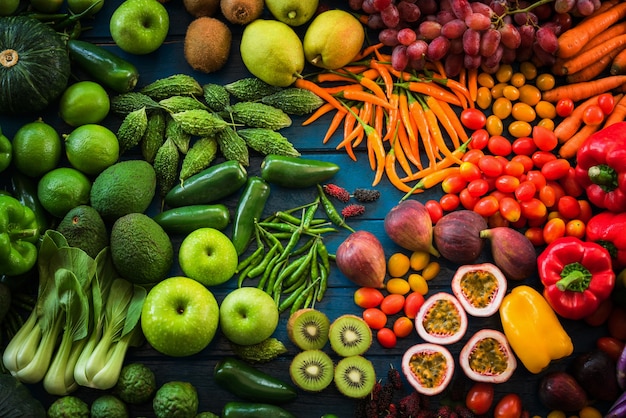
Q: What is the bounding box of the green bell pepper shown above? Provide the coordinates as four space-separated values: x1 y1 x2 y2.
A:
0 195 39 276
0 127 11 173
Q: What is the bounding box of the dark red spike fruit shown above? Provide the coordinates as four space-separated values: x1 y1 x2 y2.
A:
454 404 476 418
323 183 350 202
387 365 403 390
342 204 365 217
398 392 422 417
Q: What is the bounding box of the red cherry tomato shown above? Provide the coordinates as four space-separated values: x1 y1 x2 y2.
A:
596 336 625 362
493 393 523 418
377 327 397 349
555 98 574 117
585 298 613 327
467 178 490 197
461 108 487 130
466 382 495 415
468 128 489 150
565 219 586 239
473 195 500 217
597 93 615 115
541 158 570 181
532 125 558 151
425 199 443 223
582 104 605 126
511 136 537 156
557 195 581 219
478 155 504 178
439 193 461 211
487 135 512 156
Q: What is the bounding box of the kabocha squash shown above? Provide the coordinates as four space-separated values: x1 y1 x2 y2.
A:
0 16 71 115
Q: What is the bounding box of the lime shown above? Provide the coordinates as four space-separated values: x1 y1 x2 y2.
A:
0 0 20 16
38 167 92 218
12 120 62 178
65 124 120 175
59 81 110 127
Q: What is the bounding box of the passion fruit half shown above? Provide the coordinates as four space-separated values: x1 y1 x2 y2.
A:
451 263 507 317
415 292 467 345
401 343 454 395
459 329 517 383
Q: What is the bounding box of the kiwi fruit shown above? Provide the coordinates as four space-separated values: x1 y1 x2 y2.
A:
183 0 219 17
328 314 372 357
220 0 264 25
333 355 377 399
289 349 334 392
184 17 232 74
286 308 330 350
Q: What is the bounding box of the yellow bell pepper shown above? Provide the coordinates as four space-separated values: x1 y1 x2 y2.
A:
499 285 573 374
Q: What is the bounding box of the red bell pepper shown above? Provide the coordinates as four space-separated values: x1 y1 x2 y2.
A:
586 211 626 272
574 121 626 213
538 236 615 320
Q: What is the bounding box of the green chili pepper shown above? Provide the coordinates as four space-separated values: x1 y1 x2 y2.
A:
260 155 340 188
236 244 265 274
247 242 280 279
152 204 230 235
316 261 329 302
285 277 321 314
317 184 355 233
222 401 296 418
0 129 11 173
213 357 297 404
165 160 247 207
262 258 286 294
232 176 271 256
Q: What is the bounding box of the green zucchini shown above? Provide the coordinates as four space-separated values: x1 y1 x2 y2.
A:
152 204 230 235
164 160 247 207
67 39 139 93
213 357 297 404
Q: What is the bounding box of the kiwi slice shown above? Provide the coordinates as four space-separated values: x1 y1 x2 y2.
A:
333 355 377 399
286 308 330 350
328 314 372 357
289 349 334 392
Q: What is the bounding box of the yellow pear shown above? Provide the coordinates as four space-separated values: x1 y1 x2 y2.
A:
264 0 319 27
240 19 305 87
303 9 365 70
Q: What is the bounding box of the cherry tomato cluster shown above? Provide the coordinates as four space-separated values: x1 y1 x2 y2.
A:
353 250 441 349
556 93 615 126
429 124 593 247
465 384 524 418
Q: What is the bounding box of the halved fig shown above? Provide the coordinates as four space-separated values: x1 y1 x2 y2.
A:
459 329 517 383
415 292 467 345
451 263 507 317
402 343 454 395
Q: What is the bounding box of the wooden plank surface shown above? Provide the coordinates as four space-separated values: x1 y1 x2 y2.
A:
0 1 616 416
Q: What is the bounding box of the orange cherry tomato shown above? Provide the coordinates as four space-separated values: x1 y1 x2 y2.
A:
499 196 521 222
362 308 387 330
565 219 585 239
459 161 483 181
542 217 566 244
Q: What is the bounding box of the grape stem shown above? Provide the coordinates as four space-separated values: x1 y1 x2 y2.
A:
492 0 555 28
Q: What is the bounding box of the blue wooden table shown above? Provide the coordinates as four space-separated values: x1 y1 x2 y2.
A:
0 1 615 416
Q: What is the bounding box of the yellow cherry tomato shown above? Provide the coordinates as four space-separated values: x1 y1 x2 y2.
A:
477 72 495 88
491 82 508 99
495 64 513 83
518 84 542 106
535 100 557 119
486 114 504 136
508 120 532 138
578 406 602 418
476 86 492 110
409 250 430 271
387 252 410 277
408 273 428 295
511 102 536 122
538 118 555 130
536 73 556 91
421 261 440 281
510 72 526 87
492 97 512 119
386 278 411 295
503 85 520 101
520 61 537 80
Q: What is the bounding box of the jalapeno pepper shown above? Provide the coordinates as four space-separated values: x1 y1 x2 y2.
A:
0 195 39 276
165 160 247 207
213 357 298 404
152 204 230 235
67 39 139 93
231 176 271 256
260 155 340 188
221 401 296 418
0 128 11 173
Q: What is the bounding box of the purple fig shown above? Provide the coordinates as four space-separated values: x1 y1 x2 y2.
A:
335 230 386 289
433 210 487 264
479 227 537 281
384 200 439 256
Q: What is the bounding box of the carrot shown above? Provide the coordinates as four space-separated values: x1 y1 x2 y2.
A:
603 93 626 127
611 47 626 75
565 46 624 83
557 1 626 59
560 34 626 75
553 94 601 143
541 75 626 103
576 20 626 56
302 102 335 126
385 144 415 193
322 109 346 144
425 95 460 149
294 78 345 111
558 123 600 159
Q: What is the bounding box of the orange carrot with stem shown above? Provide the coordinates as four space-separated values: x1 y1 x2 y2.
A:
541 75 626 103
560 34 626 75
558 123 600 160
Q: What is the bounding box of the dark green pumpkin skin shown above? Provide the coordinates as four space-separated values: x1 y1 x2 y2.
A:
0 16 71 115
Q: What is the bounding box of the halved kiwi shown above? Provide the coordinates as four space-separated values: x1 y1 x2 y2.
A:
333 355 377 399
287 308 330 350
289 349 334 392
328 314 372 357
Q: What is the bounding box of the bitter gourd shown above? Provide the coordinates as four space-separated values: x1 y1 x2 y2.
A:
117 106 148 154
171 109 228 137
260 88 325 115
238 128 300 157
228 102 292 130
165 116 191 154
153 137 180 198
141 110 166 163
139 74 203 101
203 83 231 112
216 125 249 167
224 77 281 102
159 95 208 113
110 92 161 115
179 136 218 184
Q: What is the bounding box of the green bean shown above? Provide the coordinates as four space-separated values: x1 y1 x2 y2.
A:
257 221 299 233
288 277 321 314
263 258 286 294
317 184 355 233
247 242 280 278
278 284 307 313
316 261 329 303
237 262 258 288
316 240 331 273
236 244 265 273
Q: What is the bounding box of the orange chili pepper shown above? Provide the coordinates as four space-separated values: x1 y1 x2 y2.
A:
370 59 395 99
386 144 415 193
302 102 335 126
295 78 345 112
337 89 395 110
425 95 461 149
322 110 346 144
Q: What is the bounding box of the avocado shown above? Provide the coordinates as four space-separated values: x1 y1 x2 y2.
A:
56 205 108 259
90 160 156 221
110 213 173 285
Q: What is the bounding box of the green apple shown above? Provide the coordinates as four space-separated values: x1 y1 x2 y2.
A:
178 227 238 287
219 287 279 346
141 276 219 357
109 0 170 55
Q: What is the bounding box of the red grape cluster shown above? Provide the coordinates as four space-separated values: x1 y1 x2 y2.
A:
348 0 601 76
